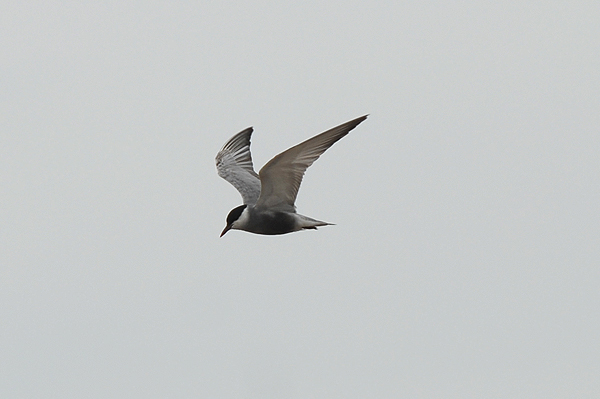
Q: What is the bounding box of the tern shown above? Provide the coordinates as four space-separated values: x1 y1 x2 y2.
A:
216 115 368 236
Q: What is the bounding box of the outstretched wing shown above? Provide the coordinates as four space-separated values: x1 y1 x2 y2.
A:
215 127 261 205
255 115 368 212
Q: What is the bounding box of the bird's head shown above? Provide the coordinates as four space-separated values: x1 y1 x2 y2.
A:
220 204 248 237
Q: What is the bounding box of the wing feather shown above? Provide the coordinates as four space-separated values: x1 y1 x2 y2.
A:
215 127 261 205
256 115 368 211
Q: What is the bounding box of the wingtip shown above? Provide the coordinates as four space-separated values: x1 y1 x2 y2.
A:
347 114 369 130
350 114 369 125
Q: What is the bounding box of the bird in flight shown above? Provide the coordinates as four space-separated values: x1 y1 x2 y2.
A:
215 115 368 236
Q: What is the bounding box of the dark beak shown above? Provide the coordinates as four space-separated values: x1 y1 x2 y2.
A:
220 224 232 237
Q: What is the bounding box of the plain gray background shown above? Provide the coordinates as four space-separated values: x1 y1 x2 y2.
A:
2 2 599 398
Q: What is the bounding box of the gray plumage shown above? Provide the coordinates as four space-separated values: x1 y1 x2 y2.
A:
216 115 368 236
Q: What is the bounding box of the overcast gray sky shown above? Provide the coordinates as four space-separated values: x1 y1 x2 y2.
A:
2 1 599 398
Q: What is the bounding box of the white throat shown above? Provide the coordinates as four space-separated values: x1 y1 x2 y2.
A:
231 206 251 230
